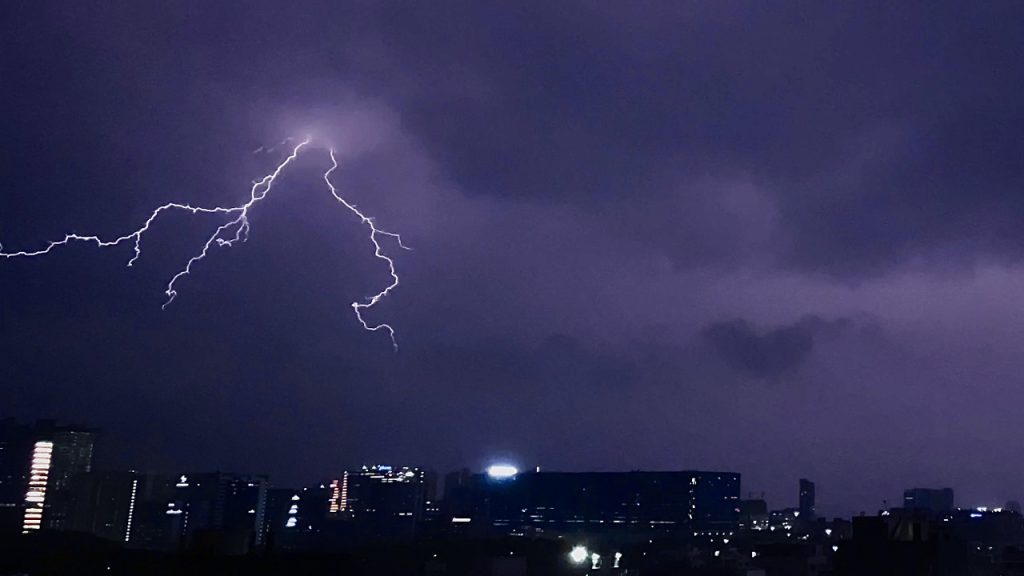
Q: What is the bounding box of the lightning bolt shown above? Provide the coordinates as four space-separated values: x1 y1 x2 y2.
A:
0 137 407 348
324 149 409 350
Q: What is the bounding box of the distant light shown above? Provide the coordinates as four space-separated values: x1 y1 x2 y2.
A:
569 546 588 564
452 517 472 523
825 528 832 536
614 552 622 568
751 551 758 558
590 552 601 569
714 550 720 557
832 545 839 552
487 464 519 479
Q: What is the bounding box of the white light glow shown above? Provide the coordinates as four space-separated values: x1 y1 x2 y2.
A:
569 546 588 564
487 464 519 479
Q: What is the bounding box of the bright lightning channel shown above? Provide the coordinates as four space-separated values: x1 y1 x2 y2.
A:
324 149 409 350
0 138 407 349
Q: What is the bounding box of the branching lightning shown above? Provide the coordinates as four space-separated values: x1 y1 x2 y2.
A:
0 137 407 349
324 149 409 350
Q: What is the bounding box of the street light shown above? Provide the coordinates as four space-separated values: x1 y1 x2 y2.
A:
569 546 588 564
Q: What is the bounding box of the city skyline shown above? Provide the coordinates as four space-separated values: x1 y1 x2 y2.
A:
0 416 1006 522
1 415 1018 574
5 1 1024 524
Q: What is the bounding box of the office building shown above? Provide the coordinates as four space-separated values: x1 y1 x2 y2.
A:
164 473 269 552
457 469 741 538
903 487 954 514
739 498 769 531
799 478 815 519
0 419 33 536
60 471 177 547
327 465 432 541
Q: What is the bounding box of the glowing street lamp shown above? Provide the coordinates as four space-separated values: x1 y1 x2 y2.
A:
569 545 588 564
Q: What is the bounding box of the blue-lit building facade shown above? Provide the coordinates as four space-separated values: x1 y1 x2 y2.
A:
448 470 741 540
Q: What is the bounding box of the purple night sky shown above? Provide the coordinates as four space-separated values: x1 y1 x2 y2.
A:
3 2 1024 517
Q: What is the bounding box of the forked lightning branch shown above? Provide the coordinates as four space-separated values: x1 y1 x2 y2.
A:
0 138 408 349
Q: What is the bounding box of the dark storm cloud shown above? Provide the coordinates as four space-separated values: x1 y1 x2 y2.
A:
355 1 1024 276
5 1 1024 517
6 2 1023 275
701 316 853 379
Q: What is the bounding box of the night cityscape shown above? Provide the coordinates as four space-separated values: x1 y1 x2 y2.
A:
4 2 1024 575
4 417 1024 575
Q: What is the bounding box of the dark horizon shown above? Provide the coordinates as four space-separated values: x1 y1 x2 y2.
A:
5 2 1024 521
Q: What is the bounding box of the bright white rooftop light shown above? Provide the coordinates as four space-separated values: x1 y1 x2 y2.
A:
486 464 519 479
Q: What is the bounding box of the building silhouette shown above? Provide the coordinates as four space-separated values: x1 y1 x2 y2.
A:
0 419 96 535
904 487 954 514
327 465 432 542
452 469 741 538
799 478 816 520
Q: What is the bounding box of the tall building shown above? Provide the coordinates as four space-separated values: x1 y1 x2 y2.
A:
739 498 769 531
39 422 98 531
799 478 816 519
262 484 335 551
327 465 431 540
0 419 96 535
0 419 33 536
63 471 154 544
903 487 954 514
164 473 269 552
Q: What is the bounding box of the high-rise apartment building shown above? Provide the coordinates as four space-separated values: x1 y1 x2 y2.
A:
0 419 96 534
